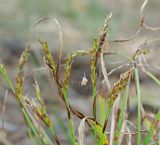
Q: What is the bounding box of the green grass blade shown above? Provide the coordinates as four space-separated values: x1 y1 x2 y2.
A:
62 91 77 145
0 64 14 93
28 128 37 145
143 111 160 145
68 119 78 145
144 70 160 86
22 108 44 145
91 121 109 145
98 90 106 126
135 68 142 145
114 79 130 145
40 127 54 145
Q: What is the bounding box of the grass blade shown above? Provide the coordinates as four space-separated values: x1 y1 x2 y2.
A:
22 108 44 145
114 78 130 145
144 70 160 86
0 64 14 93
135 68 142 145
27 128 37 145
98 87 106 126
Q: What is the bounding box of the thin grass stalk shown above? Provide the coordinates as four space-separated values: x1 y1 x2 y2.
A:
144 71 160 86
114 78 130 145
134 68 142 145
40 40 77 145
22 108 44 145
39 127 54 145
62 91 77 145
110 97 119 145
27 128 37 145
0 64 15 93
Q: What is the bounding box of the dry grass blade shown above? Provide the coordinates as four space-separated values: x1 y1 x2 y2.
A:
100 52 111 90
140 0 148 20
143 23 160 31
107 64 129 77
78 117 88 145
1 90 8 130
111 0 147 42
112 0 160 43
140 0 160 31
126 126 132 145
109 100 117 145
111 27 141 42
32 17 63 50
118 119 127 145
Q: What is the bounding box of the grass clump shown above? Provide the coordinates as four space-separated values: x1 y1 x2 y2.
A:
0 1 160 145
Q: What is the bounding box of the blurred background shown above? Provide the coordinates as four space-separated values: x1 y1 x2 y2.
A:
0 0 160 144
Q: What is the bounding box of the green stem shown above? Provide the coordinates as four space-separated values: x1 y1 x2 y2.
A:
22 108 44 145
135 68 142 145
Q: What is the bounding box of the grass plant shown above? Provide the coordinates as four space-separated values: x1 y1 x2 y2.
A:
0 0 160 144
